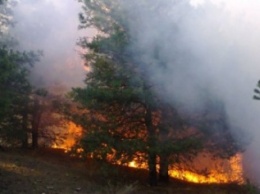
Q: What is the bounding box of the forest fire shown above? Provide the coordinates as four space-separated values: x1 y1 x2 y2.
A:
51 121 82 151
167 154 244 184
52 122 244 185
126 153 244 184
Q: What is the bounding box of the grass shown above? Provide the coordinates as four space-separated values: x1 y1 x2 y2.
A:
0 148 259 194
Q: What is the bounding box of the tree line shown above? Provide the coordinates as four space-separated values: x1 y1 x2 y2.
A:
0 0 246 186
0 1 66 149
68 0 245 186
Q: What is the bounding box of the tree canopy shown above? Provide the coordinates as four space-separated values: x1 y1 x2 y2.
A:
254 80 260 100
68 0 245 186
0 1 43 147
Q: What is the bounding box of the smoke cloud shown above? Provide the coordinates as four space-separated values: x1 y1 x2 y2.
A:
9 0 260 184
120 0 260 184
11 0 89 92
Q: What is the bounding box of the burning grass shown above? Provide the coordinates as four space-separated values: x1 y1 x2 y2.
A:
167 153 244 184
53 119 245 185
111 152 244 185
0 148 258 194
47 120 249 191
52 126 245 186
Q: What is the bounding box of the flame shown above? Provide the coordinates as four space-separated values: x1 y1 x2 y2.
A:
52 121 82 151
128 161 137 168
168 154 244 184
124 153 244 184
51 121 244 184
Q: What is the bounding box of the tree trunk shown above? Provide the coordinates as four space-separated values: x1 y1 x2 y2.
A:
22 135 29 149
21 109 29 149
32 130 39 149
31 98 42 149
159 154 169 183
148 152 157 186
0 145 5 152
145 106 158 186
31 116 40 149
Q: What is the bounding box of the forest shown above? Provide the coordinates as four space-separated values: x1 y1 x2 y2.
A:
1 0 260 193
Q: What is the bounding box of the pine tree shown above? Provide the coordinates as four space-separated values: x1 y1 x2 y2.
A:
72 0 245 185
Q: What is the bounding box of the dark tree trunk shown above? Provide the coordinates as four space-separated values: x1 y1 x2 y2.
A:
148 152 157 186
159 154 169 183
145 106 158 186
22 136 29 149
31 98 42 149
32 130 39 149
21 109 29 149
158 103 177 184
0 145 5 152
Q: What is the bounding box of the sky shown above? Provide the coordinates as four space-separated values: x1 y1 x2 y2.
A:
9 0 260 184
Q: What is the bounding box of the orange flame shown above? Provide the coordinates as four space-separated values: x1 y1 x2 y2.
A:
126 153 244 184
168 154 244 183
52 121 82 151
52 122 244 184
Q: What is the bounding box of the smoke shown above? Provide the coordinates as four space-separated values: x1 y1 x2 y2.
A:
11 0 89 92
120 0 260 184
9 0 260 183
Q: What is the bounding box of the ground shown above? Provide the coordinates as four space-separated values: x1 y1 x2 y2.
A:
0 149 259 194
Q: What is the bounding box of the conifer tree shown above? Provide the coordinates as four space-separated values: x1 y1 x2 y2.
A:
72 0 245 185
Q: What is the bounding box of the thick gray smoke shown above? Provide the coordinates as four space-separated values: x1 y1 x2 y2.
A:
11 0 88 92
10 0 260 184
120 0 260 184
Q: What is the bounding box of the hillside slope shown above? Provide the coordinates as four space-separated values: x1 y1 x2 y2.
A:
0 149 258 194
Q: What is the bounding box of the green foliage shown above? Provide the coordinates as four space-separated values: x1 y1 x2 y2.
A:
253 80 260 100
0 47 41 146
0 0 15 38
70 54 148 162
73 0 244 186
79 0 123 33
0 1 45 146
243 179 260 194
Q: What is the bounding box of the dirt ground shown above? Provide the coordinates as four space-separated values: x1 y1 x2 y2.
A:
0 149 259 194
0 149 96 194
